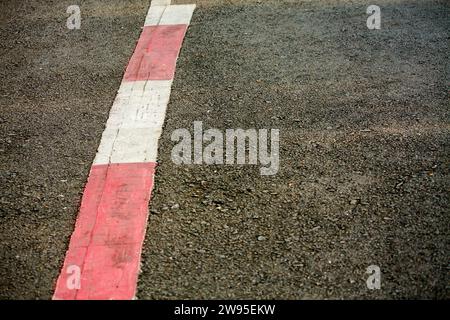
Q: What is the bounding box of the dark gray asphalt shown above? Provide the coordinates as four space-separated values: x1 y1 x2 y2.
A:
138 0 449 299
0 0 149 299
0 0 449 299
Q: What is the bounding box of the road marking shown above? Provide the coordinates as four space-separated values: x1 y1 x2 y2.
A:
124 25 188 81
144 2 195 27
151 0 172 7
53 2 195 300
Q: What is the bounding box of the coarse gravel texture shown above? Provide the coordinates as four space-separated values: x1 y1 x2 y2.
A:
0 0 449 300
0 0 150 299
138 0 449 299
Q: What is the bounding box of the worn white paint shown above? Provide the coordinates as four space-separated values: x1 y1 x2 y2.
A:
94 80 172 164
144 5 166 26
159 5 196 25
106 96 169 129
94 127 162 164
117 80 172 98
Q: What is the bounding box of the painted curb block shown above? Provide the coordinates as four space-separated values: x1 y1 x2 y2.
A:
53 3 195 300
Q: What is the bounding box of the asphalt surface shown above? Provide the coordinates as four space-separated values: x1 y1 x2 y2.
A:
1 0 449 299
138 0 449 299
0 0 150 299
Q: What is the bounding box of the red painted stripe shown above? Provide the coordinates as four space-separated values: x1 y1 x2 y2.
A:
53 162 156 300
124 24 188 81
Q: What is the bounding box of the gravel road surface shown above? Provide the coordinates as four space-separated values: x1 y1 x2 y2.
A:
1 0 449 299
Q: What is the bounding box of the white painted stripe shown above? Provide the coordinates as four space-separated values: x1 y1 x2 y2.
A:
117 80 173 98
94 4 195 165
160 5 195 25
94 127 161 164
144 5 166 26
145 5 196 26
109 80 171 129
151 0 171 6
94 81 172 164
106 96 168 129
55 0 195 300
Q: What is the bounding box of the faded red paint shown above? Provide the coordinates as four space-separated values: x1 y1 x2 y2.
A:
53 162 156 300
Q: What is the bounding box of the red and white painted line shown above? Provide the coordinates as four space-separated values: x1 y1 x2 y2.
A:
53 1 195 300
